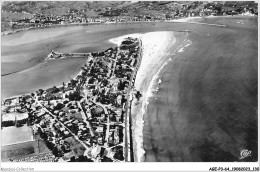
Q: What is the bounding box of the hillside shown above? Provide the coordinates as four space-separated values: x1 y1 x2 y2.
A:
1 1 257 32
2 1 258 20
1 1 198 18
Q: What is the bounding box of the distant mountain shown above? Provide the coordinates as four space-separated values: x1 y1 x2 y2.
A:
2 1 258 17
1 1 197 16
1 1 257 27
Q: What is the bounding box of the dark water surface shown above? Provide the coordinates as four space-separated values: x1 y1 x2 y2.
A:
2 21 207 98
1 17 258 162
144 16 258 162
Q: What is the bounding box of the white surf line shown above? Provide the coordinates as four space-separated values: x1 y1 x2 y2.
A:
138 33 192 161
110 31 190 162
178 40 192 52
153 33 192 94
170 20 226 27
186 21 226 27
145 56 173 106
153 34 192 93
176 33 192 53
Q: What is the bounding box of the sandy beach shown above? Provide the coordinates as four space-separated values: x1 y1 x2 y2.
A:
2 16 257 162
109 16 257 162
110 31 189 161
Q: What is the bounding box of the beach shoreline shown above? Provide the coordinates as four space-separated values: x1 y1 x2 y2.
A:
0 16 211 37
1 14 257 163
109 31 191 162
137 32 193 162
2 14 256 39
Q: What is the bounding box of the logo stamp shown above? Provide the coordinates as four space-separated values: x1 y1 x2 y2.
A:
239 149 252 159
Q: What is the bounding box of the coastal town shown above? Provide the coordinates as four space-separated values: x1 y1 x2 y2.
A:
1 37 142 162
0 2 259 172
1 1 258 33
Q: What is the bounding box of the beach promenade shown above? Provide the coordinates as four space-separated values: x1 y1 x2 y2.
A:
2 15 257 162
111 16 257 162
109 31 189 161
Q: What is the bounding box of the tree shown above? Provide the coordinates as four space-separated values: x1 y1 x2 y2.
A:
46 86 60 94
45 93 55 101
82 70 88 77
68 91 81 101
135 91 142 101
70 79 77 87
62 82 65 93
38 89 44 95
54 103 64 111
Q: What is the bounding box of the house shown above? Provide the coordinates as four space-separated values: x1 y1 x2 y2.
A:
90 145 102 158
96 126 104 133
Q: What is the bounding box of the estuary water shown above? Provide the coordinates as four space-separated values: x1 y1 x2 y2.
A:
1 16 258 162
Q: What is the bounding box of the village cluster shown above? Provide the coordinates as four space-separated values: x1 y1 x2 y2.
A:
1 37 142 162
2 1 257 32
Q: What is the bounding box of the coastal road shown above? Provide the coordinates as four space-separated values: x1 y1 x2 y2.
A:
2 16 257 162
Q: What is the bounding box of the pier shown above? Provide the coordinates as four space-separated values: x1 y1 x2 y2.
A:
46 50 92 60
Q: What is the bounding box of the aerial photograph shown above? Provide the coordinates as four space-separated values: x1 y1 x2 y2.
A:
1 0 258 164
